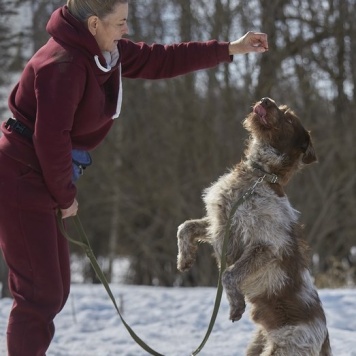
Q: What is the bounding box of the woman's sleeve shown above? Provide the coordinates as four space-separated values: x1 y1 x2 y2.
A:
34 62 85 208
120 39 232 79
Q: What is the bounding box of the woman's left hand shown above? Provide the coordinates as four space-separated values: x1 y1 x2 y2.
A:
229 31 268 55
60 198 79 219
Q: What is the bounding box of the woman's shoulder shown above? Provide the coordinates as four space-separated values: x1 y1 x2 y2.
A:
29 38 88 76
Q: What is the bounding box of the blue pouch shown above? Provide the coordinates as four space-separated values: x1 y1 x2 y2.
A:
72 149 92 182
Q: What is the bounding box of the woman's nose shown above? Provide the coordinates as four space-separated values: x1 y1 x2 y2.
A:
122 24 129 35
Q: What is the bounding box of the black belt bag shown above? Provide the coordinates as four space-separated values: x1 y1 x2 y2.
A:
4 118 92 182
5 117 33 140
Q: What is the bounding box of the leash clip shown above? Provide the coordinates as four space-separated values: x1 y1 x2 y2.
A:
252 174 266 191
243 175 266 200
256 175 266 185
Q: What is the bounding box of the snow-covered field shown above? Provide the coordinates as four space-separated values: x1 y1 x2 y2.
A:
0 284 355 355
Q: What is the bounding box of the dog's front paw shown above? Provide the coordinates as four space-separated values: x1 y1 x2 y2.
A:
177 253 195 272
177 222 198 272
229 299 246 322
177 243 198 272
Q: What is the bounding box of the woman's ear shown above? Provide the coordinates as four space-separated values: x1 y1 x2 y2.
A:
87 16 99 36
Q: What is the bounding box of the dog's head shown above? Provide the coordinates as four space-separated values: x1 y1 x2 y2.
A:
244 97 317 165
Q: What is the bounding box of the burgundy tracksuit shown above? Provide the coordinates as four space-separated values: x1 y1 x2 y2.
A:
0 148 70 355
0 5 231 355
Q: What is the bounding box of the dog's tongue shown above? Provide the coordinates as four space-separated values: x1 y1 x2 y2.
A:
253 104 269 126
254 104 267 118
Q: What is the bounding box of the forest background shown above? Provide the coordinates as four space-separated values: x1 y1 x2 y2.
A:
0 0 355 294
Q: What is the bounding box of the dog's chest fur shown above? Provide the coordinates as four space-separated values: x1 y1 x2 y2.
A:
203 163 300 267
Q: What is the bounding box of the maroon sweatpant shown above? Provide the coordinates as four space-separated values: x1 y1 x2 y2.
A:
0 150 71 356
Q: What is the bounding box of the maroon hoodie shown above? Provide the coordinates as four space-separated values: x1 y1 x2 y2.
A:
2 6 232 208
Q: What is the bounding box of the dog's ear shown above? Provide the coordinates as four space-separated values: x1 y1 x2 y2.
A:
301 132 317 164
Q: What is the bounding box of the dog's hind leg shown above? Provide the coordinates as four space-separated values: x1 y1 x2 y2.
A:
320 333 332 356
222 244 273 321
222 266 246 321
177 217 210 272
246 327 268 356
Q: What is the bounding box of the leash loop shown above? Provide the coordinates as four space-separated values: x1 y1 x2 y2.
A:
57 213 165 356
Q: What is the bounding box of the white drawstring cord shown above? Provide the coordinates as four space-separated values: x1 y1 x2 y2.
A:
94 55 111 72
113 64 123 119
94 51 123 119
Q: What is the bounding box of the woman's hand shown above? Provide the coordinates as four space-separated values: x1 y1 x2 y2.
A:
60 198 79 219
229 31 268 55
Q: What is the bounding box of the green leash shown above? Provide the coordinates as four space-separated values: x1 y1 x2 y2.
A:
57 213 164 356
57 175 266 355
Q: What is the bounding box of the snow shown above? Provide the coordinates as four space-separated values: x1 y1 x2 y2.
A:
0 284 355 355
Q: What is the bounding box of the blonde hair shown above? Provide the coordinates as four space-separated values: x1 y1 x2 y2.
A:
67 0 128 21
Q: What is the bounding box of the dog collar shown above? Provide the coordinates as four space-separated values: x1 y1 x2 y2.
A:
251 162 279 184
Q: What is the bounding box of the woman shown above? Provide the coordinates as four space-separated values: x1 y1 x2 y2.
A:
0 0 268 354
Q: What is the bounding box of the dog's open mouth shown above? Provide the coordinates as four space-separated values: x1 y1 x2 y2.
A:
253 104 269 127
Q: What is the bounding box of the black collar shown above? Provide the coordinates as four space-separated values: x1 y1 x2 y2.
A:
251 162 279 184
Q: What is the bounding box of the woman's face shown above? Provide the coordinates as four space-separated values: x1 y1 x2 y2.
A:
88 3 129 52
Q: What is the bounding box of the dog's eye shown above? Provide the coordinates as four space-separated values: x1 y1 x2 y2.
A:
284 114 293 125
283 109 294 125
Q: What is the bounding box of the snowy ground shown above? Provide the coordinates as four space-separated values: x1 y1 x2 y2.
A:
0 285 356 355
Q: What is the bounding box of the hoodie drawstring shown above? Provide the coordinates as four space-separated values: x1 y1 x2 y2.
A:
94 51 123 119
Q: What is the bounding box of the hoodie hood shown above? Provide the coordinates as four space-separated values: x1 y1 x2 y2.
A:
46 6 117 73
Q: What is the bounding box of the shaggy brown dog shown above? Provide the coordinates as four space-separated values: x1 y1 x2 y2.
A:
177 98 332 356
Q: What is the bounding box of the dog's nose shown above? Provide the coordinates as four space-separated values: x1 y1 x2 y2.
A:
260 97 272 107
